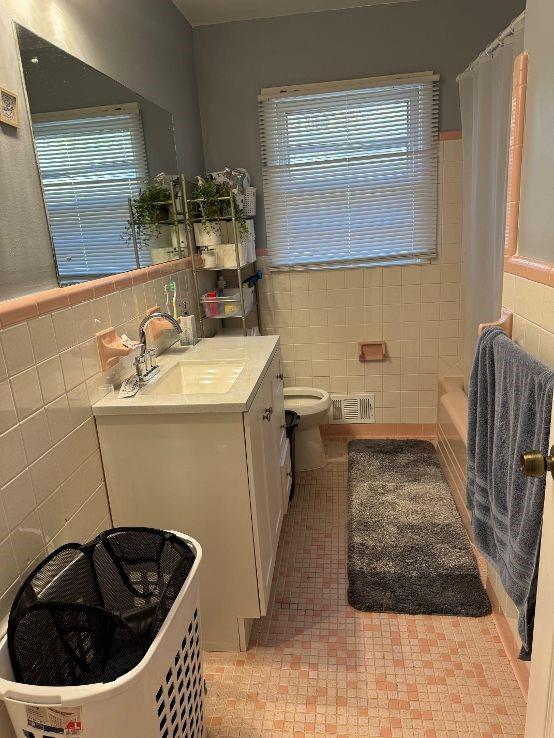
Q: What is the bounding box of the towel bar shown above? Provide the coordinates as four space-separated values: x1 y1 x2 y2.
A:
520 447 554 479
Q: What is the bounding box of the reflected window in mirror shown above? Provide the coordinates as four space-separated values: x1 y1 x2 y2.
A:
16 24 186 286
33 104 149 284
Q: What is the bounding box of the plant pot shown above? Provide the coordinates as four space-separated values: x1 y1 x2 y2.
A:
201 247 219 269
193 222 222 247
156 204 171 223
149 246 177 265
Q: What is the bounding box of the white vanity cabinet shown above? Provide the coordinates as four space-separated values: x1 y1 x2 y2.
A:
244 351 286 612
94 338 286 651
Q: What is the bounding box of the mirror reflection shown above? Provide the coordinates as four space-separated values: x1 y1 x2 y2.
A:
16 25 186 286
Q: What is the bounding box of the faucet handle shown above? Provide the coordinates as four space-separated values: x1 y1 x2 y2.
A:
147 348 158 368
134 354 145 381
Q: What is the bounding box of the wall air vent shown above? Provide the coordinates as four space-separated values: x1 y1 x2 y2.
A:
329 394 375 424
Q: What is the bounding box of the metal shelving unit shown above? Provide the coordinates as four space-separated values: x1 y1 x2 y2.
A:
127 174 187 268
181 176 259 338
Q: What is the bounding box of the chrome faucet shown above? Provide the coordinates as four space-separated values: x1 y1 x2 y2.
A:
135 311 182 382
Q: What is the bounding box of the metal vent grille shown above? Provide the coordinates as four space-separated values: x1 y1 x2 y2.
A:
155 608 204 738
330 394 375 424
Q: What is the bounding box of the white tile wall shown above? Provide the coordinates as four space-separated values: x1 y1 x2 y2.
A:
0 267 204 637
258 138 464 422
503 272 554 366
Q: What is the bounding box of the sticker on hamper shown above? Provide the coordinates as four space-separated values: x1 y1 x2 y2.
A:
26 705 83 736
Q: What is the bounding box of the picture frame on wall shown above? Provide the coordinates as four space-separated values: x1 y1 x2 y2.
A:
0 87 19 128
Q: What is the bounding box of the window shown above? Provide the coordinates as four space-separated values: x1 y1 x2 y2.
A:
258 73 439 270
32 103 149 284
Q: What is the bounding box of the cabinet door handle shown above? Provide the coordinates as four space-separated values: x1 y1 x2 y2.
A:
276 373 284 381
263 406 273 421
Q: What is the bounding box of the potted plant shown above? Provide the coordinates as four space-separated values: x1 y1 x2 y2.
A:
189 177 249 247
125 176 173 251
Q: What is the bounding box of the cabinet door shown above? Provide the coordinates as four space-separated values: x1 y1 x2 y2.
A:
244 370 283 614
269 353 288 511
271 353 286 450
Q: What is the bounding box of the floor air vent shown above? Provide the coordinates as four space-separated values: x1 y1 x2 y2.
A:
329 394 375 424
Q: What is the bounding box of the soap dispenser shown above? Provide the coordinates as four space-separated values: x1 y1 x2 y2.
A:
178 300 198 346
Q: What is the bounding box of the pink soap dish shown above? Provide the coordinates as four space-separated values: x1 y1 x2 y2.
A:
96 328 139 373
358 341 386 362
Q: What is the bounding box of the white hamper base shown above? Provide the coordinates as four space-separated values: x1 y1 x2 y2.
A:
0 532 205 738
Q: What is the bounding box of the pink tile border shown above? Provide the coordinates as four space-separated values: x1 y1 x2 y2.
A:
0 257 195 328
504 53 528 260
505 254 554 286
487 581 530 699
438 129 462 140
321 422 437 439
0 295 39 325
503 52 554 286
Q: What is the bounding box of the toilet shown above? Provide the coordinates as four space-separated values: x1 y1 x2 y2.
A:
284 387 331 471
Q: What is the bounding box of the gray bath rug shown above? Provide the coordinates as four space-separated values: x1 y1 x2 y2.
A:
348 439 491 617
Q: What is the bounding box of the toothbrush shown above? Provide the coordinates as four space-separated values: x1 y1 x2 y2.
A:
168 280 178 319
163 283 170 314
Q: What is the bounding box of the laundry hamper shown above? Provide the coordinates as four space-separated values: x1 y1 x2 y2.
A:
0 531 205 738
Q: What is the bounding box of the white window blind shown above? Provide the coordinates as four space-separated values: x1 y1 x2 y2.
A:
32 103 149 284
258 73 439 270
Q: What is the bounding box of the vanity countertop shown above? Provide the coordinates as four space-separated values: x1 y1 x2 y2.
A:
92 335 280 416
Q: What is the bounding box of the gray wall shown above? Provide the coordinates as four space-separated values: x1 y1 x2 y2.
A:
0 0 204 300
194 0 526 248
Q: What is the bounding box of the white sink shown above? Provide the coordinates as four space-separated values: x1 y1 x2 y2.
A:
148 361 245 395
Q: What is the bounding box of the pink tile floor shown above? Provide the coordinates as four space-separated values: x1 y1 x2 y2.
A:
204 439 526 737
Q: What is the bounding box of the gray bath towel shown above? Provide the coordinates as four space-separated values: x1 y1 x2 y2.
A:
467 327 554 659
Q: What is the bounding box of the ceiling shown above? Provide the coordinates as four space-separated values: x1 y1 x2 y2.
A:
173 0 417 28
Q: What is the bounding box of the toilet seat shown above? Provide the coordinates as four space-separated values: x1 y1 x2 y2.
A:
284 387 331 419
283 386 331 472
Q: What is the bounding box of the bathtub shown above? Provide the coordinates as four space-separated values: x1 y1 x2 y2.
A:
436 376 530 696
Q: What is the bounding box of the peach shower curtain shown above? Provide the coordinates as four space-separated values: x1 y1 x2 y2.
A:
458 15 524 389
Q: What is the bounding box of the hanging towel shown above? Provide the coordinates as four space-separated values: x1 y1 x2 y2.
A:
467 326 554 659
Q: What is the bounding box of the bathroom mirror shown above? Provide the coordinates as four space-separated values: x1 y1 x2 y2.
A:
15 24 187 286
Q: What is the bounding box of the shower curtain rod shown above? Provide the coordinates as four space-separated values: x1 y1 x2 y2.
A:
456 11 525 82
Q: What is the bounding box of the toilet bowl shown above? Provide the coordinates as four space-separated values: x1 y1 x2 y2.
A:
284 387 331 471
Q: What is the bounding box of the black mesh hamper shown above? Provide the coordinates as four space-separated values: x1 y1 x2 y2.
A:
8 527 196 687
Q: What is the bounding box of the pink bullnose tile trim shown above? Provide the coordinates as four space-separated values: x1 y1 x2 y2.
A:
146 265 163 279
65 282 96 305
505 254 554 286
0 295 39 327
504 53 528 259
113 273 134 291
129 268 149 285
438 129 462 140
36 288 70 315
159 261 178 276
486 581 530 699
503 52 554 285
92 277 116 298
322 422 437 439
0 260 188 328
